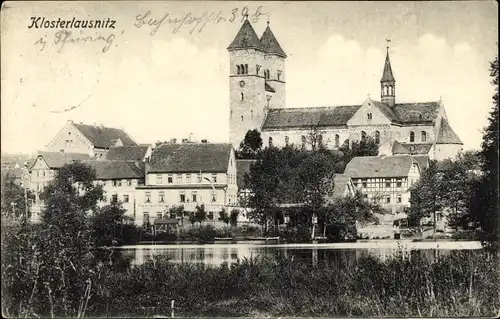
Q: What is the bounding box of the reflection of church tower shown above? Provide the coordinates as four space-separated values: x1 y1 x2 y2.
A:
381 47 396 107
227 18 287 147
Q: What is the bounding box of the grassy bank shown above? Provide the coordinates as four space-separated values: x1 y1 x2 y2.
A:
85 250 499 317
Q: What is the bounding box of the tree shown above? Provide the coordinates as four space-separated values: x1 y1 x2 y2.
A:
339 136 379 169
237 129 263 159
195 204 207 226
218 209 230 225
409 160 444 234
91 202 133 247
472 55 499 250
1 172 34 220
230 209 239 227
169 205 186 226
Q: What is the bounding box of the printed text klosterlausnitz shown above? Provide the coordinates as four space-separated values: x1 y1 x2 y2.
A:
28 17 116 29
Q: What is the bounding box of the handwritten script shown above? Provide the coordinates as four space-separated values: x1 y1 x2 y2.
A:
134 6 267 36
34 30 121 53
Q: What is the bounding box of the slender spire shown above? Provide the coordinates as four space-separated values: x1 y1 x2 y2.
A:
227 19 264 52
259 23 287 58
381 39 395 82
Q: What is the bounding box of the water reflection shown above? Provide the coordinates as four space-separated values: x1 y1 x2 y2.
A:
118 242 482 267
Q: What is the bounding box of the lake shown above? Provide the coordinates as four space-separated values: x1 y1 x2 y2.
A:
116 240 483 267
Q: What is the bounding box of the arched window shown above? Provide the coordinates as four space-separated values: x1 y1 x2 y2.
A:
244 64 248 74
241 93 244 101
383 86 388 95
241 115 244 122
388 86 393 95
334 134 340 147
237 65 241 75
240 64 244 74
285 136 289 146
301 135 306 149
410 131 415 142
256 64 260 75
361 131 367 142
268 136 273 147
251 109 253 119
318 134 323 147
265 70 270 79
277 70 282 81
374 130 380 144
421 131 427 142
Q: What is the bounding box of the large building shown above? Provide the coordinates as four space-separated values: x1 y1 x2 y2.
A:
228 19 463 161
135 142 239 226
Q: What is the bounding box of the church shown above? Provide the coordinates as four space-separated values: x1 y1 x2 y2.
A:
228 18 463 161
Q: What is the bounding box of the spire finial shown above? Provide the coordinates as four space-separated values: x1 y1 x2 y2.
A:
245 13 249 20
267 13 270 26
386 38 391 54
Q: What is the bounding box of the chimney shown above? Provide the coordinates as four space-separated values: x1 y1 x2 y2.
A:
201 139 208 144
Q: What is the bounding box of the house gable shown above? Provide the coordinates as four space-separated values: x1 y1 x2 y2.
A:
46 121 94 154
347 98 392 126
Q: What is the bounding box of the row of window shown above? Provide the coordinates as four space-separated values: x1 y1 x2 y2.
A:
268 134 344 148
144 191 217 203
236 64 282 80
410 131 427 143
382 85 395 96
104 194 130 203
110 179 134 187
142 211 217 224
34 170 55 178
155 173 225 184
355 178 404 188
362 193 403 204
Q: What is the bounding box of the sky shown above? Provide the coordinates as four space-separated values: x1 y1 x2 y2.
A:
1 1 498 154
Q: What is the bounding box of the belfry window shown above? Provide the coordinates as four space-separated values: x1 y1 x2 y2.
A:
410 131 415 142
241 115 244 122
244 64 248 74
256 65 261 75
237 65 241 75
421 131 427 142
241 93 244 101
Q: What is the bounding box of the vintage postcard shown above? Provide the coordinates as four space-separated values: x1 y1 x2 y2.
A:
1 1 499 318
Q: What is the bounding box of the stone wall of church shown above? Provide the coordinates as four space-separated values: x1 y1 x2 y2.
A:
393 125 436 144
262 128 350 150
434 144 463 161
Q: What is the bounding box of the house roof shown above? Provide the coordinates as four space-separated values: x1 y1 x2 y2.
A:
31 152 93 169
83 160 145 180
391 102 441 124
227 20 265 52
259 25 287 58
381 51 395 82
344 155 419 178
262 105 361 130
331 174 354 198
72 123 137 149
106 145 149 161
392 141 433 155
148 143 233 173
236 159 256 189
412 155 430 170
436 118 463 145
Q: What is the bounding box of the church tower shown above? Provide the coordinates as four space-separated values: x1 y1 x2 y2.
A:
228 18 287 148
381 47 396 107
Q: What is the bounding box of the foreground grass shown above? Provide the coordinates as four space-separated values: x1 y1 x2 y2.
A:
86 250 499 317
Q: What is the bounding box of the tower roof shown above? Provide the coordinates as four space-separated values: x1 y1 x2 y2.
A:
381 50 395 82
259 25 287 58
227 20 265 52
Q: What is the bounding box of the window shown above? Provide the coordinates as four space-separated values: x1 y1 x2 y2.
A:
375 131 380 144
157 212 163 219
269 136 273 147
241 93 244 101
237 65 241 75
127 180 132 186
277 70 282 81
43 170 45 177
112 180 117 186
251 109 253 119
421 131 427 142
145 192 151 203
180 191 186 203
143 213 150 224
397 196 402 203
410 131 415 142
385 196 391 203
211 191 216 202
301 135 306 149
362 179 367 188
244 64 248 74
192 191 197 202
396 178 402 187
285 136 289 146
318 134 323 147
117 180 122 187
186 174 191 183
167 174 173 183
156 174 162 184
265 69 270 79
361 131 367 142
367 113 373 120
197 173 202 183
256 64 261 75
335 134 340 147
208 211 214 220
111 194 118 203
159 191 165 203
124 195 129 203
388 86 393 95
176 174 182 183
212 173 217 183
385 178 391 187
241 115 244 122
